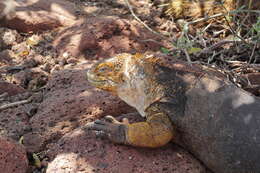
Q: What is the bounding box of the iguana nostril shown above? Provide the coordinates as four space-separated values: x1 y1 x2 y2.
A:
86 70 95 80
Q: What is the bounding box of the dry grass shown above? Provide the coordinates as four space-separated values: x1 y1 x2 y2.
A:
165 0 260 18
156 0 259 90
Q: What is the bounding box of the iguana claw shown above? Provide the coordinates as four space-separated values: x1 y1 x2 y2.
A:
104 115 120 123
86 116 127 144
105 115 130 124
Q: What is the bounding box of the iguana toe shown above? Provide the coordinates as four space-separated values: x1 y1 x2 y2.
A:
104 115 120 123
86 118 127 144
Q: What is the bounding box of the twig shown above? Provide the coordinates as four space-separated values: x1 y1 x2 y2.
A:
138 39 165 46
6 65 25 73
31 86 47 92
187 13 225 26
202 22 212 33
207 51 217 64
124 0 167 39
199 40 242 54
223 16 248 45
248 42 257 64
236 10 260 13
183 9 260 28
182 49 192 63
0 97 32 111
221 3 249 45
0 92 8 99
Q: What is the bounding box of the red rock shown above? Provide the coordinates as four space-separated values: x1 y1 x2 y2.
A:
53 16 167 58
0 0 15 19
28 61 135 152
0 104 31 140
11 67 48 89
11 70 32 88
0 50 14 65
66 57 78 64
1 0 79 32
0 81 25 96
0 27 21 49
46 127 206 173
0 137 28 173
23 132 44 153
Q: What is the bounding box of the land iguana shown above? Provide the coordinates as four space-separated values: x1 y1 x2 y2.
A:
86 53 260 173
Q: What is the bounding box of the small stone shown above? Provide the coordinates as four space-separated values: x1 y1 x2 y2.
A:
12 70 32 88
23 58 39 68
162 167 168 171
41 158 49 167
59 58 67 66
40 63 52 73
0 81 26 96
23 132 44 153
26 35 41 46
1 0 78 32
62 52 70 59
67 57 78 64
0 50 13 64
0 28 20 48
50 65 61 74
24 104 38 117
96 162 108 169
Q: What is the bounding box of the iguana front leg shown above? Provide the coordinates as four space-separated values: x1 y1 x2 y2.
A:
86 113 175 148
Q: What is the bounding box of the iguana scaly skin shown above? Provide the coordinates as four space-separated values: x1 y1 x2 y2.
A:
86 53 260 173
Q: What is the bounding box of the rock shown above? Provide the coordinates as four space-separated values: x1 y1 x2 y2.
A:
66 57 78 64
0 105 31 140
0 50 14 65
28 61 135 153
23 132 44 153
11 42 29 57
0 27 21 49
11 67 48 89
27 67 49 90
0 137 28 173
0 0 15 19
53 16 167 58
46 127 206 173
0 81 25 96
1 0 79 32
50 64 62 74
11 69 32 88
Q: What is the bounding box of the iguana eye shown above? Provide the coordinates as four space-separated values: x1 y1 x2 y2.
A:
98 65 111 73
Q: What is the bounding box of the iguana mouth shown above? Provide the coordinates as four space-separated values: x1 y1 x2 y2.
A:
87 70 114 89
87 76 105 84
87 73 106 85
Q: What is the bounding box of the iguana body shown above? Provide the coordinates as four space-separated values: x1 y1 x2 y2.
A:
87 53 260 173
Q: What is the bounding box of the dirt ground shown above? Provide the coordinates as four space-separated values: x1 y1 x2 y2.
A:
0 0 259 173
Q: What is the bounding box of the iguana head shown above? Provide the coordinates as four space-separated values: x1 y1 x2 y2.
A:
87 53 132 93
87 53 159 116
